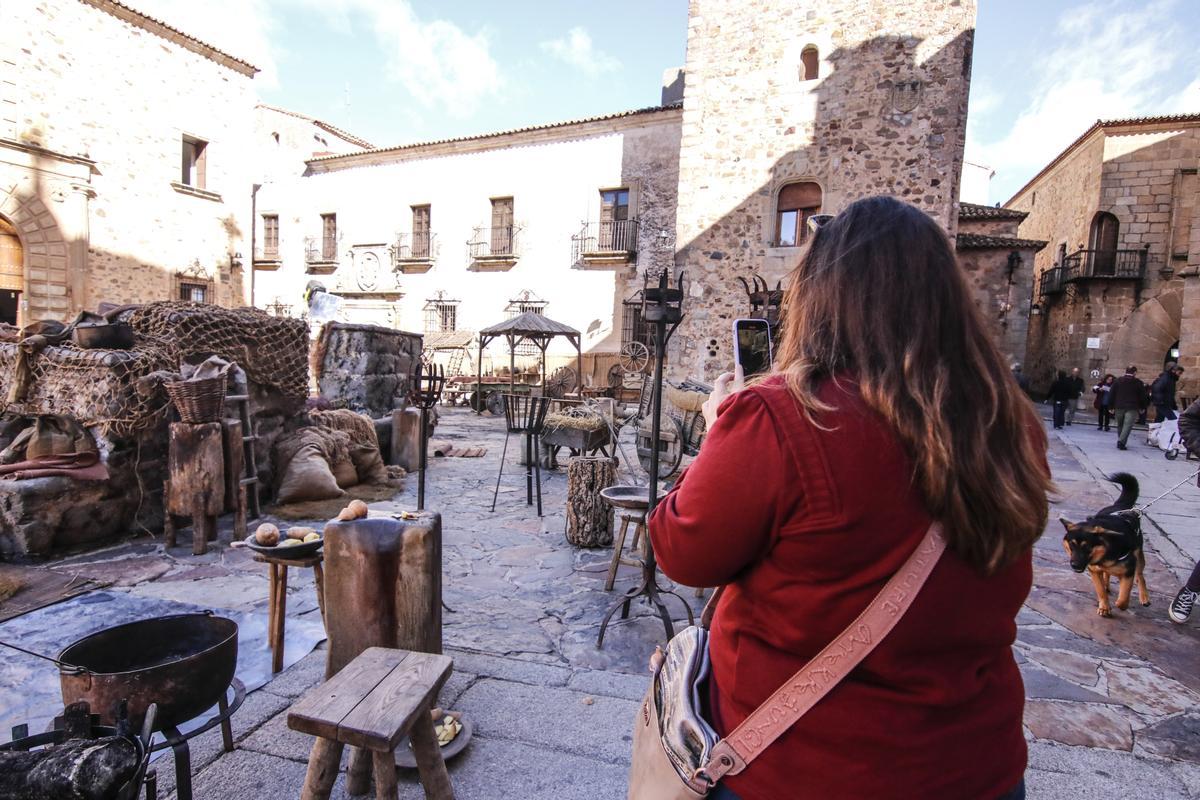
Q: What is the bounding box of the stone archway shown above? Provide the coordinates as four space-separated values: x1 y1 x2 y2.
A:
1106 288 1181 376
0 188 70 322
0 216 21 325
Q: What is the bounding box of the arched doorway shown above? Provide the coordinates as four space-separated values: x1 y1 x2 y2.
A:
0 216 22 326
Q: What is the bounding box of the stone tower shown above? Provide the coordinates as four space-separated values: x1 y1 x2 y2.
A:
670 0 976 379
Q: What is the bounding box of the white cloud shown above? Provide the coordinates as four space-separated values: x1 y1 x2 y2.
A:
126 0 504 118
540 27 621 77
967 0 1199 201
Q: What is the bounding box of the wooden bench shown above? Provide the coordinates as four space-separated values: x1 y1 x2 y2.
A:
288 647 455 800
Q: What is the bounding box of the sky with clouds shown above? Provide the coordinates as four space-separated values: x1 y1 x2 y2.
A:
130 0 1198 205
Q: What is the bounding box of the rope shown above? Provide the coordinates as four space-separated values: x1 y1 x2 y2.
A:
1133 468 1200 514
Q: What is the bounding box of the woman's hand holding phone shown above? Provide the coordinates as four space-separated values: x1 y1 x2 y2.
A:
703 364 746 429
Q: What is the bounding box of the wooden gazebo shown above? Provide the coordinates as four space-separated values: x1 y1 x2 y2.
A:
476 311 582 405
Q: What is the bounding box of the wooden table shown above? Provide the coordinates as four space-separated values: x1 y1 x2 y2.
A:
288 646 455 800
253 552 326 674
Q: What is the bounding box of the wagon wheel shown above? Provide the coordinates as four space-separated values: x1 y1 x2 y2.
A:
486 390 504 416
607 364 624 389
637 415 685 479
546 366 578 399
468 391 486 412
620 341 651 374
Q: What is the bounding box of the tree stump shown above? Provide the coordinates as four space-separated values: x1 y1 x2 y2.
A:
565 456 616 547
166 421 225 555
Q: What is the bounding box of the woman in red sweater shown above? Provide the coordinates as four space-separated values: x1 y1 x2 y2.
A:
649 196 1050 800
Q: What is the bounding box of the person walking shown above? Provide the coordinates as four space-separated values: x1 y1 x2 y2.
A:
650 197 1048 800
1169 397 1200 623
1093 374 1115 431
1049 370 1074 430
1066 367 1084 425
1110 366 1147 450
1151 362 1185 422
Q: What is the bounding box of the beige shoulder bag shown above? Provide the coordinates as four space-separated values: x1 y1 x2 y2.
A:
628 522 947 799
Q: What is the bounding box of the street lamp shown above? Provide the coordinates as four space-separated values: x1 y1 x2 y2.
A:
410 361 445 511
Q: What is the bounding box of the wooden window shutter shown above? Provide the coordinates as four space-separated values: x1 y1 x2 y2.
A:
778 182 822 212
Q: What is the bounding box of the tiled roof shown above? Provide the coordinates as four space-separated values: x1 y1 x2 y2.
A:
307 103 684 166
1006 112 1200 205
257 104 374 149
959 202 1028 221
81 0 258 76
956 232 1048 251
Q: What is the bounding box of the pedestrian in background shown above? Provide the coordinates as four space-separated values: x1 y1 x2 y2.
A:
1093 374 1115 431
1111 366 1146 450
1151 362 1185 422
1049 370 1074 430
1066 367 1084 426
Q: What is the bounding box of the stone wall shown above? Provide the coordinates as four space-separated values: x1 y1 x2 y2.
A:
669 0 977 380
317 322 422 418
1 0 258 323
1011 121 1200 392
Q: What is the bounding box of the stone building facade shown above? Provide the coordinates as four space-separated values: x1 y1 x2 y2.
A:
1009 114 1200 394
1 0 264 324
669 0 976 378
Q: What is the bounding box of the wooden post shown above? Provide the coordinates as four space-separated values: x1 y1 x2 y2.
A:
565 456 617 547
221 417 247 539
323 514 444 679
167 421 225 555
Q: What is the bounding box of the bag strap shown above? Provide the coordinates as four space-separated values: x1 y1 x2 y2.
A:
698 522 946 786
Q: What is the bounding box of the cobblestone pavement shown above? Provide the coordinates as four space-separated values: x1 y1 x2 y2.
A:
8 407 1200 798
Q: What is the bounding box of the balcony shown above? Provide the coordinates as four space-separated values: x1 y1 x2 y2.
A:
571 219 638 269
1062 247 1148 283
253 245 282 270
304 236 338 274
392 231 437 274
1038 266 1065 297
467 226 520 272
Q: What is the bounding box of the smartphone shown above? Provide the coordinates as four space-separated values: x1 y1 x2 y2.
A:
733 318 773 377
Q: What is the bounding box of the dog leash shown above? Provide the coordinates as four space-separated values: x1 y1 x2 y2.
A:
1129 468 1200 514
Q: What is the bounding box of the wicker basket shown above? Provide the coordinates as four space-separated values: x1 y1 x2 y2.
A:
165 375 227 423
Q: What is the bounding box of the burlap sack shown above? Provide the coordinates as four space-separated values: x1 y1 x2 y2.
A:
276 443 345 504
350 443 388 484
332 455 359 489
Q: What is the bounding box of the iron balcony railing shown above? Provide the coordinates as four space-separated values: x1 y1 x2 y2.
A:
1038 266 1065 297
304 235 338 264
468 226 519 259
393 231 436 262
572 219 639 263
1062 248 1148 282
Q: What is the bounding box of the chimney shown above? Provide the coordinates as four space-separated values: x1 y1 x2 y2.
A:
661 67 685 106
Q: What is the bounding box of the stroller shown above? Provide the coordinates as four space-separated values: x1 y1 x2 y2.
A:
1147 415 1182 460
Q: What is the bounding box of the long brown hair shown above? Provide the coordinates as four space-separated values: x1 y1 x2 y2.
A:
775 196 1049 572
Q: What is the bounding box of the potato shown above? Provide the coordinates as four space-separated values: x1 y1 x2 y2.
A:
286 526 314 541
254 523 280 547
337 499 369 521
303 532 320 543
278 538 302 548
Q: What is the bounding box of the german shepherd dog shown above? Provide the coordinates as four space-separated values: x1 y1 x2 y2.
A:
1061 473 1150 617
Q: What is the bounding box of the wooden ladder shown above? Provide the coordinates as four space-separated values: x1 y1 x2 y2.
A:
225 393 261 521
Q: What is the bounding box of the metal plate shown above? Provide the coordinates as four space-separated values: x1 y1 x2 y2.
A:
394 716 474 769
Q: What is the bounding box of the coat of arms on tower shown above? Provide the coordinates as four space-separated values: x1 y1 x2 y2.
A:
890 80 923 113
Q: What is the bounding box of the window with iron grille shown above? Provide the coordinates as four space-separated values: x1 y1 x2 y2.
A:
505 291 545 356
622 291 653 350
321 213 337 260
424 293 459 334
179 282 209 304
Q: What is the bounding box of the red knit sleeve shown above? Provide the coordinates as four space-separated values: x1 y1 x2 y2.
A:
649 389 792 588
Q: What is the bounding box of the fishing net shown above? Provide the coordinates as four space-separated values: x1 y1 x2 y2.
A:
0 302 309 438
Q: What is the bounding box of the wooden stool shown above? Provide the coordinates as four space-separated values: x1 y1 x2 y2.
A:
604 510 647 591
289 647 455 800
254 552 326 674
